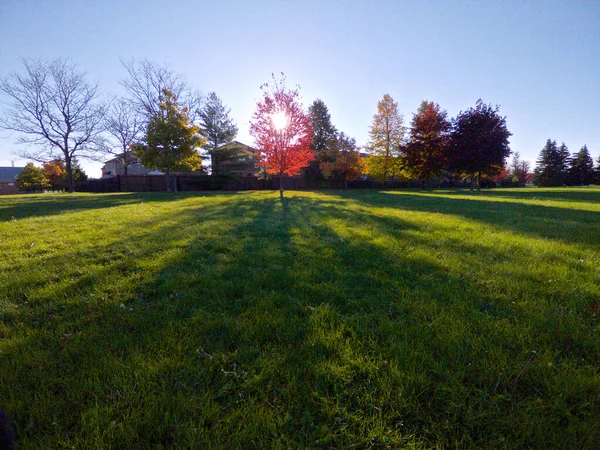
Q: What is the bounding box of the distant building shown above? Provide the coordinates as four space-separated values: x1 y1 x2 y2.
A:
0 166 24 195
212 141 259 177
101 153 158 178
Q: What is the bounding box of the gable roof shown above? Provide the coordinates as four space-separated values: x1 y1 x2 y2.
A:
0 167 24 181
215 140 257 153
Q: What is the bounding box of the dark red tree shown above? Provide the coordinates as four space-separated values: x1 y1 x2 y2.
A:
447 100 512 190
249 74 313 198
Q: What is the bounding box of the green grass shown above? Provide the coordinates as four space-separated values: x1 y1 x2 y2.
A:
1 188 599 448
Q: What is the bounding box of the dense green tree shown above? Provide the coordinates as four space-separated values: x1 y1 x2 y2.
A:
304 99 337 184
366 94 405 181
199 92 239 175
567 145 594 186
16 163 48 192
447 100 512 190
308 99 337 156
132 89 205 191
404 101 450 188
533 139 565 186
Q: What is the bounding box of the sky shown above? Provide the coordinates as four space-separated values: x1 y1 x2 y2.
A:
0 0 598 177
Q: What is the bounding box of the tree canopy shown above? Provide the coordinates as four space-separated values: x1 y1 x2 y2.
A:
15 163 48 192
132 89 205 191
199 92 239 175
533 139 566 187
366 94 405 182
567 145 594 186
404 101 450 187
249 74 313 198
447 100 512 190
320 132 362 188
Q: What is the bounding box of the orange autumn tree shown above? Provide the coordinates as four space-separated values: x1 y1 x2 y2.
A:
250 74 313 198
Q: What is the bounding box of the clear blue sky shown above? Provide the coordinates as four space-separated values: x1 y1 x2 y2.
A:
1 0 599 177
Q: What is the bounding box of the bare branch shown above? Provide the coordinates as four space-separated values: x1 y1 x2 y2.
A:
0 58 105 191
120 58 203 124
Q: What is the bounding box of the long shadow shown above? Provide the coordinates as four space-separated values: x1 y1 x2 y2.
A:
1 193 598 448
329 189 600 248
0 191 239 221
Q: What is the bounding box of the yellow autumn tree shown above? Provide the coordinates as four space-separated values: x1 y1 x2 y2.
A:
366 94 406 182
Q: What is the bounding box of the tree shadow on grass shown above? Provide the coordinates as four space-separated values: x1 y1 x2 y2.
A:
1 193 598 448
330 189 600 248
0 191 240 221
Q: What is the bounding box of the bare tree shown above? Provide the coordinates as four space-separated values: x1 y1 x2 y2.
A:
0 58 105 191
101 97 143 175
120 58 203 124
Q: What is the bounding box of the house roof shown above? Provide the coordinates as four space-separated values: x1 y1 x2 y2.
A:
103 153 140 164
215 140 257 152
0 167 24 181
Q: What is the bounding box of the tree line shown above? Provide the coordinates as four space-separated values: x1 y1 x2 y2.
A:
1 58 596 193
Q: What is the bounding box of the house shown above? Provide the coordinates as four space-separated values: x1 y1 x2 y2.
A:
212 141 259 177
101 153 158 178
0 166 24 195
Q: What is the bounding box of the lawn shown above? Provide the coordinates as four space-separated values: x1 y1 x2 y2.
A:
1 188 599 448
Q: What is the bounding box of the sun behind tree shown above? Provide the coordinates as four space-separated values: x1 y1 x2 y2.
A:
249 74 313 199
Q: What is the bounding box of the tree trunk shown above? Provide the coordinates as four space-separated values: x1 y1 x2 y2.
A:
470 173 475 191
165 169 171 191
279 171 284 199
477 171 481 190
174 173 178 192
66 158 74 193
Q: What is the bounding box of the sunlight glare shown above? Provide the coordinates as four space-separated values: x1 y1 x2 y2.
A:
271 111 288 131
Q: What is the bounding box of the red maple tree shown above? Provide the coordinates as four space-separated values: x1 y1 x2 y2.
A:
249 74 313 198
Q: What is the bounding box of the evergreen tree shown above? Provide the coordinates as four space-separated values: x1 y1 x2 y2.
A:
16 162 48 192
305 99 337 184
447 100 512 190
404 100 450 188
133 89 205 191
595 154 600 184
533 139 565 186
199 92 239 175
308 99 337 156
366 94 405 182
567 145 594 186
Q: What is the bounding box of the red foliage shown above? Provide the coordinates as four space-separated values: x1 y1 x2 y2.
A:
249 75 313 177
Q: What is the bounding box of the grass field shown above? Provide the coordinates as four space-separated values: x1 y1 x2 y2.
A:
1 188 599 448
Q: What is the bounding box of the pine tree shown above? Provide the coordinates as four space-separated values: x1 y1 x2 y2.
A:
533 139 565 186
308 99 337 156
133 89 205 191
404 100 450 188
199 92 238 175
366 94 405 182
567 145 594 186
